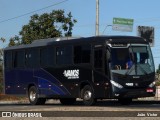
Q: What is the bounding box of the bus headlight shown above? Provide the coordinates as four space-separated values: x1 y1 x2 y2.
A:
111 80 123 89
149 81 155 87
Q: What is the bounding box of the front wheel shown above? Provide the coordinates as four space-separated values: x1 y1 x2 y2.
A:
81 85 96 106
28 86 46 105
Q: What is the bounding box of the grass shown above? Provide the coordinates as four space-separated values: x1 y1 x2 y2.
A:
156 80 160 86
0 94 28 101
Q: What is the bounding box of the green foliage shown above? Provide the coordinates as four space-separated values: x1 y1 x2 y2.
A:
0 37 5 43
156 64 160 74
0 38 5 93
156 80 160 86
8 35 20 47
156 64 160 86
0 37 5 62
0 49 3 63
9 9 77 45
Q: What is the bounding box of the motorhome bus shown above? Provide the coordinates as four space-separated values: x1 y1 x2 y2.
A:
4 36 156 105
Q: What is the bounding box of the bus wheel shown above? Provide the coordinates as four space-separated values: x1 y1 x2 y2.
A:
60 98 76 105
28 86 46 105
118 98 132 105
81 85 96 106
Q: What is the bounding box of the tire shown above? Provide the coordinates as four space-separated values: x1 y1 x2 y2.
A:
60 98 76 105
118 98 132 105
81 85 96 106
28 86 46 105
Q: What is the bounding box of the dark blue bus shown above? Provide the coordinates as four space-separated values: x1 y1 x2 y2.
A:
4 36 156 105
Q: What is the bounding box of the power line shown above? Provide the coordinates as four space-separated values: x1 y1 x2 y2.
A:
0 0 69 24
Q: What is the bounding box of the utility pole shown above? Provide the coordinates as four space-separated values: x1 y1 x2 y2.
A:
96 0 99 36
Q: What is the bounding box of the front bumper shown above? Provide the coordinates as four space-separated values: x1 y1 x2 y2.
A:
111 87 156 98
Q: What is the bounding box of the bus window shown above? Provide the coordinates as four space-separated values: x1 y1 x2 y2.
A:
26 49 39 68
13 50 25 68
111 48 128 69
40 47 55 67
48 47 55 66
5 51 12 69
56 46 72 65
94 49 103 70
74 45 91 64
40 47 49 67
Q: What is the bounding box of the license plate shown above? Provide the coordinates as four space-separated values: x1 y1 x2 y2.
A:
146 88 153 93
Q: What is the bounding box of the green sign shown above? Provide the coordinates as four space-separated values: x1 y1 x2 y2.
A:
112 18 134 32
113 18 134 25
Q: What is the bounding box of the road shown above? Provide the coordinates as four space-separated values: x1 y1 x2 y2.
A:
0 100 160 119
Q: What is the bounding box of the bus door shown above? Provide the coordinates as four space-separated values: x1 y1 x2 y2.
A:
94 46 104 73
93 45 106 97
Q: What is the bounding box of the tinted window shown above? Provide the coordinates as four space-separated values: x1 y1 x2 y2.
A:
56 46 72 65
13 50 25 68
40 48 48 66
5 51 12 69
74 45 91 64
26 49 39 68
40 47 55 67
94 49 103 68
48 47 55 66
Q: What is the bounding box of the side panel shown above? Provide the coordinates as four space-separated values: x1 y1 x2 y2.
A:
4 40 112 99
5 66 111 99
5 69 38 95
5 68 72 97
93 71 110 98
45 66 93 98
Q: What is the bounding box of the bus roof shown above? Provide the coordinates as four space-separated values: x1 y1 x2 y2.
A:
4 36 148 51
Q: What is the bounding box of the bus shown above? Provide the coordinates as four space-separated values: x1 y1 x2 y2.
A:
3 36 156 105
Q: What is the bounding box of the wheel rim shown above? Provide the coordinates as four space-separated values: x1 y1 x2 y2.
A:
30 91 36 102
84 90 92 101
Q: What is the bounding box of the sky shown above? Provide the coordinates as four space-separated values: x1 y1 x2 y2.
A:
0 0 160 69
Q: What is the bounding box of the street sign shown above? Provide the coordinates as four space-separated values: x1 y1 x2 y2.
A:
112 18 134 32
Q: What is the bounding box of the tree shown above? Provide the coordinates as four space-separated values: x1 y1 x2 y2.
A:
8 35 20 47
156 64 160 74
0 37 5 65
0 37 5 93
14 9 77 45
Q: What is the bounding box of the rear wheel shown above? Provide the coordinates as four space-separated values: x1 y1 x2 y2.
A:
81 85 96 106
60 98 76 105
28 86 46 105
118 98 132 105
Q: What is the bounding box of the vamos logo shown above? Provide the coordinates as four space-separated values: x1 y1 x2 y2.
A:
63 69 79 79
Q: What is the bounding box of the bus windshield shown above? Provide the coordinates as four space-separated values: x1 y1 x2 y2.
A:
110 44 155 75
